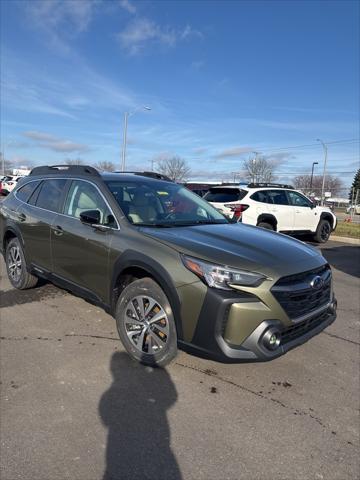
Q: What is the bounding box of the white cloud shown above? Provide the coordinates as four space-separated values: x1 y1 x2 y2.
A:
119 0 136 14
213 146 254 160
25 0 98 54
181 25 203 40
117 18 177 54
117 18 203 55
23 131 90 153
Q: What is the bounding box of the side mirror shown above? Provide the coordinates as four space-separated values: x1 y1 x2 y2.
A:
80 209 101 225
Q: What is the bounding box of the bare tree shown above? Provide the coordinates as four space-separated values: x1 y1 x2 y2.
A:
65 158 84 165
156 155 191 182
94 161 116 172
294 174 342 196
243 157 276 183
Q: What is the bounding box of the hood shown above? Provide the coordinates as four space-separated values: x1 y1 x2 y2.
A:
141 223 326 277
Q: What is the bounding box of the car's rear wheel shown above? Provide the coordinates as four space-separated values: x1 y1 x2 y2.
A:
5 237 38 289
313 219 331 243
115 277 177 367
257 221 274 231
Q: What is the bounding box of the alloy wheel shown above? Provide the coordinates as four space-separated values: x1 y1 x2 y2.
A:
321 223 331 241
125 295 169 355
8 245 22 282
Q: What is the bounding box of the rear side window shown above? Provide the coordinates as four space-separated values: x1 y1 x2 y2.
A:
35 179 68 212
16 181 40 202
204 188 247 203
250 191 268 203
266 190 289 206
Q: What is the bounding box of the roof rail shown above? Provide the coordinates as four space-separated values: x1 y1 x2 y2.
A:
247 182 294 189
113 171 173 182
29 165 100 177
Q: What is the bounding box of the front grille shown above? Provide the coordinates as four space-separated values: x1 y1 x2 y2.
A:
271 264 331 320
281 310 330 344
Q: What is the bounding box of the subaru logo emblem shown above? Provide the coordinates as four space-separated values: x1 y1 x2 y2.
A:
310 275 324 289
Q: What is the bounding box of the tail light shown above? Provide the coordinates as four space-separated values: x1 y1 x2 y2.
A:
227 204 249 221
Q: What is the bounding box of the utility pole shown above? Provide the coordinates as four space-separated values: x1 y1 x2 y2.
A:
317 139 328 206
309 161 318 195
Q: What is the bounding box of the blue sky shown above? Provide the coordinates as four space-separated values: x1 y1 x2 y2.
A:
1 0 359 188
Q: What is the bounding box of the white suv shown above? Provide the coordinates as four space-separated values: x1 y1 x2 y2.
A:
204 183 337 243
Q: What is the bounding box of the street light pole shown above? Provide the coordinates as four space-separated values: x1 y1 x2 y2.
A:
121 111 129 172
317 139 328 206
121 106 151 172
309 161 318 195
251 151 259 183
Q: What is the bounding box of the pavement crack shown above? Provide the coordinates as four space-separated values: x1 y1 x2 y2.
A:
64 333 118 341
321 331 359 346
175 361 326 428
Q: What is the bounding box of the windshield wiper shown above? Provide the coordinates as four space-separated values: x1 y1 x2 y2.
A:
175 220 228 226
135 223 174 228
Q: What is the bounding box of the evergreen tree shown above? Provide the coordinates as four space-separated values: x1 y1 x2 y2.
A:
349 169 360 201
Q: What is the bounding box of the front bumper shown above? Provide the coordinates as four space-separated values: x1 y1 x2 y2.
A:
179 287 337 363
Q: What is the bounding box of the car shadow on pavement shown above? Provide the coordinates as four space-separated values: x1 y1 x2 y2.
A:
99 351 181 480
320 245 360 279
0 281 65 309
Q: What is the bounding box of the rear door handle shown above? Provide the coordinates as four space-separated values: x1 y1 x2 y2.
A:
52 225 64 236
18 213 26 222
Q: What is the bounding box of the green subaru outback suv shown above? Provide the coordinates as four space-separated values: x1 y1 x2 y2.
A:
0 165 337 366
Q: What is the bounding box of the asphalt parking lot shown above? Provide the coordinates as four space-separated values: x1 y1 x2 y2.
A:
0 240 359 480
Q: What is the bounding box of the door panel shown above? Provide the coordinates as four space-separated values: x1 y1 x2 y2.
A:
17 179 68 271
266 190 294 231
18 203 57 271
287 191 318 231
51 180 117 303
51 215 113 302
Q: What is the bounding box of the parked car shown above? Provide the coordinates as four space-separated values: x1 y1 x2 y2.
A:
0 165 337 366
346 204 360 215
204 183 337 243
1 176 24 195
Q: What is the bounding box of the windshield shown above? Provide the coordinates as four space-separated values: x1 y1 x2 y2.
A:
204 188 247 203
105 180 228 227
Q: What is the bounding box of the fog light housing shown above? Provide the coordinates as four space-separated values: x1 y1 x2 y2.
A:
262 328 281 351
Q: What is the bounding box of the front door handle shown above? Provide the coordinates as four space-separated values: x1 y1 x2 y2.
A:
18 213 26 222
52 225 64 236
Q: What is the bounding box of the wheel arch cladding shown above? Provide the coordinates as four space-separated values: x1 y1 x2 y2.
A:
257 214 277 229
110 250 183 340
320 212 334 229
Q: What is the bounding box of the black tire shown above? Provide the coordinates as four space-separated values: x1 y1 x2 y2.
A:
5 237 38 289
257 221 275 231
115 277 178 367
313 219 331 243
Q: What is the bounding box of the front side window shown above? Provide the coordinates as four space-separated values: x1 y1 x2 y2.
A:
288 191 312 207
267 190 289 206
106 180 227 226
16 181 40 202
64 180 115 226
35 179 67 212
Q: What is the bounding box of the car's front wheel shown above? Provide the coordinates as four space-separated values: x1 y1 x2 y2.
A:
5 237 38 289
313 219 331 243
115 277 178 367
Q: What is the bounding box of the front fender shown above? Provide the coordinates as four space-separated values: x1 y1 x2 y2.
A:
110 250 184 340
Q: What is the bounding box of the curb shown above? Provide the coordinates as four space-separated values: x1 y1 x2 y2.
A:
330 235 360 245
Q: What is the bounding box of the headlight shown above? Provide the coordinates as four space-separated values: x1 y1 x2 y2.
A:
182 255 267 290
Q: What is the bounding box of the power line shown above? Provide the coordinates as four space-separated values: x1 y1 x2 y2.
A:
254 138 359 154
